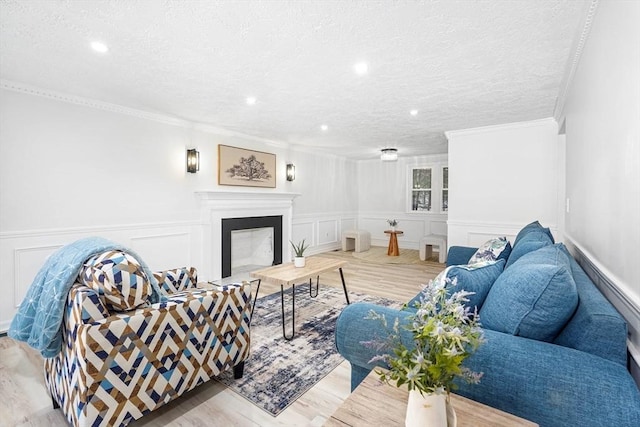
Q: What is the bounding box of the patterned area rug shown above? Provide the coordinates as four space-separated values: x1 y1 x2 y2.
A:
352 246 443 265
215 283 400 416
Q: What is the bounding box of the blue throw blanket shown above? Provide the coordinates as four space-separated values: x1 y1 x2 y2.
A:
8 237 167 358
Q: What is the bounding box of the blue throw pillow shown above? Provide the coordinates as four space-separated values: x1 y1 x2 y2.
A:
405 260 505 312
480 245 578 342
505 230 553 269
447 259 505 311
513 220 555 247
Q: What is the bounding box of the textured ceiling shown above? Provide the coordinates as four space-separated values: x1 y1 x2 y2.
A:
0 0 589 159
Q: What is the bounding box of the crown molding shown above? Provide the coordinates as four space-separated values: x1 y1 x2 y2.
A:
553 0 600 122
444 117 557 139
0 79 289 149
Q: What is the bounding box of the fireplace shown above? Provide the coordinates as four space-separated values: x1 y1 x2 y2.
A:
221 215 282 278
196 190 299 281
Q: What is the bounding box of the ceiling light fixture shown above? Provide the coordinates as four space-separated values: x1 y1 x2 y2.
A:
410 109 418 116
246 96 257 105
90 41 109 53
321 124 328 131
354 62 368 75
381 148 398 162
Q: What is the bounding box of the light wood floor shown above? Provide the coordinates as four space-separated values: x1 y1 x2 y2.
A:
0 249 444 427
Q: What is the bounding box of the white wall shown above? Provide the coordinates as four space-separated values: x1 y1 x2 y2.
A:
288 149 359 255
446 118 561 247
0 87 358 330
559 0 640 373
356 154 448 249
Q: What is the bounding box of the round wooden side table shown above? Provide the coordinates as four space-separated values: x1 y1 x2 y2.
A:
384 230 403 256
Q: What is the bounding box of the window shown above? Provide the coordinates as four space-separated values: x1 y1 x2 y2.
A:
411 168 432 211
407 162 448 213
442 167 448 212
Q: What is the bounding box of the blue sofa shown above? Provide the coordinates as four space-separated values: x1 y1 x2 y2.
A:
336 222 640 427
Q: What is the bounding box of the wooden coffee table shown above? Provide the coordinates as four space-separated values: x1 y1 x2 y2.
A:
325 370 538 426
251 257 349 340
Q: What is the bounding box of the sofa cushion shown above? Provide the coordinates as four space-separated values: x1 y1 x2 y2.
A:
81 250 152 311
468 237 512 265
505 230 553 269
480 244 579 342
513 220 555 247
406 260 505 312
446 259 506 311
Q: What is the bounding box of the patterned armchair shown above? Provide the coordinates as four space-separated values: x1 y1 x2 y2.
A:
44 250 251 427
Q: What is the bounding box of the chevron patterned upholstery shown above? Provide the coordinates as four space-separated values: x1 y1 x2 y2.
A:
44 262 251 427
153 267 198 294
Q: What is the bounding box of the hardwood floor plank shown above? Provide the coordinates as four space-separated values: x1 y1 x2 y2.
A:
0 249 444 426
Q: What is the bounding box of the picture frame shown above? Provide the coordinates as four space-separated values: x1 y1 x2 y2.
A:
218 144 276 188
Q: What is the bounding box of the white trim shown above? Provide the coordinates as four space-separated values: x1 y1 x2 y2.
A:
0 79 289 149
553 0 600 121
0 220 199 240
446 219 550 230
444 118 557 139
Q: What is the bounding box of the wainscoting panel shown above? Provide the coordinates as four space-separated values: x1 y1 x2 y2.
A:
357 212 448 249
291 221 315 249
317 220 338 246
130 232 191 271
0 221 199 332
447 220 560 248
292 212 358 256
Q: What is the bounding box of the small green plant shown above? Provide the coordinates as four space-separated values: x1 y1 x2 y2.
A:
363 276 484 395
387 219 398 227
290 239 309 257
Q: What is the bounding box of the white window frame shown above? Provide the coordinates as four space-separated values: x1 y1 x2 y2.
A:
406 162 448 214
442 166 449 213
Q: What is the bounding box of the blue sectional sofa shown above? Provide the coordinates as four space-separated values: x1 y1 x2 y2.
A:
336 222 640 427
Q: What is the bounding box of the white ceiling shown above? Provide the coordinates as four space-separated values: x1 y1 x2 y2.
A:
0 0 589 159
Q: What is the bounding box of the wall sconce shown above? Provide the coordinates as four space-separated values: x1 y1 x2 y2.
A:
186 149 200 173
286 163 296 181
380 148 398 162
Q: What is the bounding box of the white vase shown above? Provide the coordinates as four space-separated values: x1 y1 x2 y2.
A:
294 256 306 268
405 390 450 427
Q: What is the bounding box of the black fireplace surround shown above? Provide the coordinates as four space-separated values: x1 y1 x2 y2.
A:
221 215 283 278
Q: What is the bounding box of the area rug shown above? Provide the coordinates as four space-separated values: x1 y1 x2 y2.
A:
352 246 442 265
215 284 401 416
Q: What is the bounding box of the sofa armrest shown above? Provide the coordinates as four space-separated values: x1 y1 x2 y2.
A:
336 303 640 427
153 267 198 294
446 246 477 266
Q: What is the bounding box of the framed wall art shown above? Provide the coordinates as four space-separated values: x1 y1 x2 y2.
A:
218 144 276 188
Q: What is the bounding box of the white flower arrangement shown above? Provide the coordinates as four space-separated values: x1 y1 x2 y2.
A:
363 276 484 395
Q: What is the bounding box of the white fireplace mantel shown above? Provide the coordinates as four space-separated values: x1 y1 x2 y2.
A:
196 190 300 280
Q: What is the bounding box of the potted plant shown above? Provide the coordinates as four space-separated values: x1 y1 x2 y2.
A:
387 219 398 231
290 239 309 268
364 276 484 427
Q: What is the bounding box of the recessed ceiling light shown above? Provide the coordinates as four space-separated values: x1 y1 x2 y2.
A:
90 41 109 53
354 62 368 75
410 110 419 116
321 124 328 131
246 97 257 105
